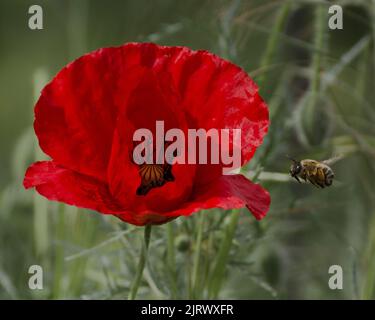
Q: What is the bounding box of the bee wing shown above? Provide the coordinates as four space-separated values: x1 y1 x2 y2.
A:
322 154 344 166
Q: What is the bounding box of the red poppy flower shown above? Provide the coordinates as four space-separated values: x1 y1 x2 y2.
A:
23 43 270 226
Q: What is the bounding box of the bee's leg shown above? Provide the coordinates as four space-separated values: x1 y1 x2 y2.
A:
316 168 326 188
317 182 325 188
294 175 301 183
300 171 307 183
307 177 320 188
305 171 319 188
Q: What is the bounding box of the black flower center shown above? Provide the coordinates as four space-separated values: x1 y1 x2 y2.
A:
136 163 174 196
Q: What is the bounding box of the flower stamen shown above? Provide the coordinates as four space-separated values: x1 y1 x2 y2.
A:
136 163 174 195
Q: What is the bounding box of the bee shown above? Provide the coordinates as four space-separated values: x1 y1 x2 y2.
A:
287 156 336 188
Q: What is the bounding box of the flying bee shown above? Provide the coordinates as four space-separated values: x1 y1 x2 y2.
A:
287 156 338 188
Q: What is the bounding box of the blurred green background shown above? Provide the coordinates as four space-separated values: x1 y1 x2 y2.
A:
0 0 374 299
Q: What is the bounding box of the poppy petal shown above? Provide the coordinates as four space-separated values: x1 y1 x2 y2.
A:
166 49 269 185
107 69 196 213
23 161 125 214
115 212 176 226
165 174 270 220
34 46 146 182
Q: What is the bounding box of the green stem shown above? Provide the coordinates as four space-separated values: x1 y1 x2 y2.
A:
191 213 205 299
362 213 375 299
257 0 291 88
208 210 240 299
52 204 66 299
355 41 370 99
128 225 152 300
167 223 177 299
304 3 325 138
